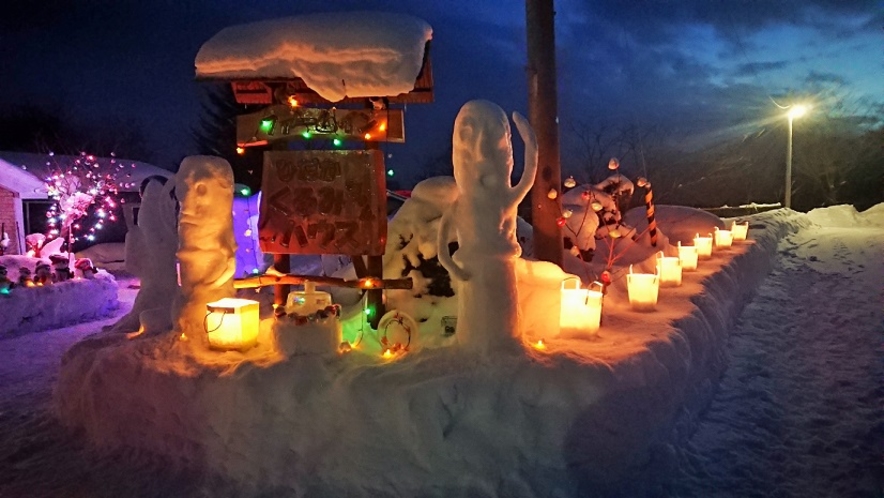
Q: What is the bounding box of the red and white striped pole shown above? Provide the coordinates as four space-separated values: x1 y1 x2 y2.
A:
636 177 658 247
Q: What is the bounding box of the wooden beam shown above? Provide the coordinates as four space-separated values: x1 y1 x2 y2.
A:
233 274 412 290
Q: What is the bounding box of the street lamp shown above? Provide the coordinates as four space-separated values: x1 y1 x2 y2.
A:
785 104 808 209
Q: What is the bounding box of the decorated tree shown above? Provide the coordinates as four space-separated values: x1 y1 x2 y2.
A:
43 152 124 250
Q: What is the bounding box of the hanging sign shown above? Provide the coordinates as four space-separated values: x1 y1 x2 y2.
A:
237 105 405 147
258 150 387 256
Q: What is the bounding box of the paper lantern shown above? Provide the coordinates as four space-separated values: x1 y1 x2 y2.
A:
694 233 713 258
627 265 659 311
205 298 260 351
656 252 682 287
560 278 604 337
731 221 749 241
714 228 733 249
677 242 699 271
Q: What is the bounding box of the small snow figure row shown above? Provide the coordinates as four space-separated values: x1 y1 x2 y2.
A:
0 258 98 294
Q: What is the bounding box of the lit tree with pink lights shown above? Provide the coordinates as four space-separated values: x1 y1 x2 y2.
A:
43 152 126 250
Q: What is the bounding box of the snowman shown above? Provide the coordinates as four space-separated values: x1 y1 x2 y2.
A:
75 258 98 279
18 267 34 287
34 262 53 285
0 266 12 295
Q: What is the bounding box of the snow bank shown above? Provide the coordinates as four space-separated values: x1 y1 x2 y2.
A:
0 256 118 336
54 208 813 496
195 12 433 102
806 203 884 228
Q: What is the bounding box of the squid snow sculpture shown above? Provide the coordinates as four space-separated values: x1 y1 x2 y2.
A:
437 100 537 354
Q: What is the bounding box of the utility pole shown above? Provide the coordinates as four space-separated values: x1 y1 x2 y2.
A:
526 0 563 266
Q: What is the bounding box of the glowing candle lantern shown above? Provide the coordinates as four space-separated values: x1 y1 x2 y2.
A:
714 227 733 249
627 265 659 311
694 233 713 258
559 278 604 337
205 298 260 351
731 221 749 241
656 252 682 287
677 242 699 271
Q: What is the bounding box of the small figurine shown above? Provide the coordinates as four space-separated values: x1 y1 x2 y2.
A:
17 267 34 287
75 258 98 279
49 254 73 282
0 265 12 295
34 262 53 285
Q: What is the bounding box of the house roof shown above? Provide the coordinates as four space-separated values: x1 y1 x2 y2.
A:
0 152 172 199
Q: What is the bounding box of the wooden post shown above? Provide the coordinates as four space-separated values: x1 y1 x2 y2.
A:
364 134 385 329
270 141 290 313
526 0 563 266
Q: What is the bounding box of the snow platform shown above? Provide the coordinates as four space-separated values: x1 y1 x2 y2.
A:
0 258 118 337
54 210 810 497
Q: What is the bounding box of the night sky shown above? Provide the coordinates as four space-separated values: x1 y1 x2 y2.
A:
2 0 881 181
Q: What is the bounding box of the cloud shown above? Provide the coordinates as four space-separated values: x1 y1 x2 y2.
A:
734 60 789 76
804 70 848 86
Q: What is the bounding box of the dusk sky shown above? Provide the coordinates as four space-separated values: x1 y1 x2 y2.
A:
2 0 881 180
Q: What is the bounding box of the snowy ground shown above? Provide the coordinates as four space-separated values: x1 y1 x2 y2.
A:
670 222 883 497
1 210 882 497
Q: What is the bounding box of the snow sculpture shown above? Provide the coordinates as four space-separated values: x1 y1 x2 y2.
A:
173 156 237 347
437 100 537 354
112 178 179 334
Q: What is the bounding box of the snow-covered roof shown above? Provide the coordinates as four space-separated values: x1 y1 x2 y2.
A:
0 155 47 199
0 152 172 196
195 11 433 103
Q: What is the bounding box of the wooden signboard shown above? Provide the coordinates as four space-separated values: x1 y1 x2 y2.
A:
237 106 405 147
258 150 387 256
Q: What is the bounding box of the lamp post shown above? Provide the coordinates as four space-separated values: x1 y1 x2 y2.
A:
785 104 807 210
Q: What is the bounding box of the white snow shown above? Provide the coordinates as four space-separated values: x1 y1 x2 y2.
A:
195 12 433 102
0 255 118 336
0 204 878 496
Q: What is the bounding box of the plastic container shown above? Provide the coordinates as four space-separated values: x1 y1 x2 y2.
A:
285 281 332 316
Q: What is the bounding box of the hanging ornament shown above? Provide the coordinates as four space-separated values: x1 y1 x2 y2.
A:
562 209 573 219
547 188 558 200
564 176 577 188
608 157 620 170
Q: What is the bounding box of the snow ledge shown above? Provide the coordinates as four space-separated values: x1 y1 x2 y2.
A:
54 210 810 497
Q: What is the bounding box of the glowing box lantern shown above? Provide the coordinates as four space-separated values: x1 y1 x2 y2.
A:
627 265 659 311
714 228 733 249
656 252 682 287
731 221 749 242
205 298 260 351
694 233 713 258
677 242 699 271
559 278 604 337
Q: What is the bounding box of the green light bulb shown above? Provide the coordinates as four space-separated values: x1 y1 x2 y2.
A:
333 138 343 147
302 131 312 139
387 169 394 177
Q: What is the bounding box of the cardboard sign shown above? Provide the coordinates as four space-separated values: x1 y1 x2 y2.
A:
258 151 387 256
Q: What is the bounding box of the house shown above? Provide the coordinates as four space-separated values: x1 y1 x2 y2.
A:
0 152 173 254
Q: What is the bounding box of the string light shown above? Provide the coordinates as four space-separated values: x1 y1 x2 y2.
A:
43 152 123 245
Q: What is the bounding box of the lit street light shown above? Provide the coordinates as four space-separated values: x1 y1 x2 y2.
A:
785 104 808 209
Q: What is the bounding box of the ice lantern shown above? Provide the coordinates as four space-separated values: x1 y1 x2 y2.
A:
656 252 682 287
714 227 734 249
205 298 260 351
559 278 604 337
731 221 749 241
627 265 659 311
677 242 699 271
694 233 713 258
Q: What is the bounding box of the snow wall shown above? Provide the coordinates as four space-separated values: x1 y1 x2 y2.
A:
53 209 811 497
0 256 118 336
